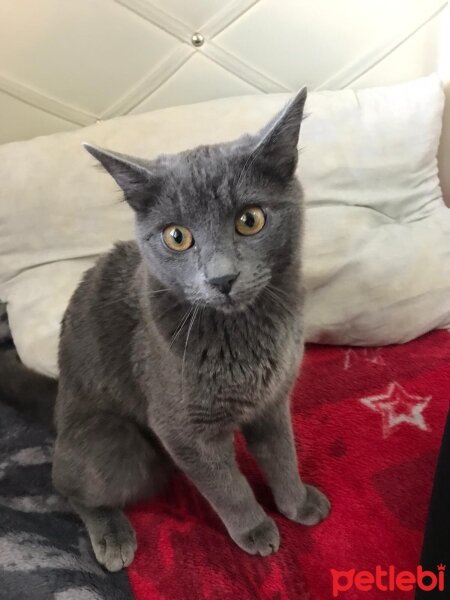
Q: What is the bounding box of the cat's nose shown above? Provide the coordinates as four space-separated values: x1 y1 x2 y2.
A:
208 273 239 295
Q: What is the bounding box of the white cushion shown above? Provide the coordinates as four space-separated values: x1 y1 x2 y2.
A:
0 75 447 376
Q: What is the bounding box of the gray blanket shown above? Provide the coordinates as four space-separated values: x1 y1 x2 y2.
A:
0 391 134 600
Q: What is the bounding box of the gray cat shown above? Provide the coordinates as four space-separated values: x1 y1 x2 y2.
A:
9 87 331 572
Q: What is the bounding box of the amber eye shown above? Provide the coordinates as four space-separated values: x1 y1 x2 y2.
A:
162 225 194 252
235 206 266 236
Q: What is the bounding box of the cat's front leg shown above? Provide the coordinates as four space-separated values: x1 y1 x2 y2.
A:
243 399 330 526
159 430 280 556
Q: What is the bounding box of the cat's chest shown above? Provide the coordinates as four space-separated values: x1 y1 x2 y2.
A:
186 312 295 426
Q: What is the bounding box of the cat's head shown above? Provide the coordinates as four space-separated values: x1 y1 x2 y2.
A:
84 88 306 312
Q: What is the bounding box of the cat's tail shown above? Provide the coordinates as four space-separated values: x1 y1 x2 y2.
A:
0 303 57 424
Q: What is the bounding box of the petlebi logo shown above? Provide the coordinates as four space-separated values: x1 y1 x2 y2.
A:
330 564 445 597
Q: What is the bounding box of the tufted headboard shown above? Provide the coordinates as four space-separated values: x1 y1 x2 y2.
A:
0 0 449 199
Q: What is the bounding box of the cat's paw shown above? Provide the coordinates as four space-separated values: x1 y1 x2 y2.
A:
91 520 137 572
233 517 280 556
282 484 331 526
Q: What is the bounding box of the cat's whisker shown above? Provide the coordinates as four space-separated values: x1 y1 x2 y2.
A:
197 304 205 336
264 286 295 319
267 283 292 301
245 274 269 289
169 308 192 348
169 306 194 349
181 304 199 401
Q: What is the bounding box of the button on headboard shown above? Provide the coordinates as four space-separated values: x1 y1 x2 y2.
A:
0 0 448 201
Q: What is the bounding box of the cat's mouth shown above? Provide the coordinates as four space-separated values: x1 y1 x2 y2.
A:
212 295 237 312
205 287 262 312
185 278 269 312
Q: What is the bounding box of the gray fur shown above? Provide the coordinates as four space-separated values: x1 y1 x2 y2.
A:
43 88 329 570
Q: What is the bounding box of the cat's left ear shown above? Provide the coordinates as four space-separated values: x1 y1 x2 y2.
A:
83 143 162 212
253 87 307 180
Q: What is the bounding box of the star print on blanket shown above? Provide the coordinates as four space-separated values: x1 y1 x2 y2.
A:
360 382 431 438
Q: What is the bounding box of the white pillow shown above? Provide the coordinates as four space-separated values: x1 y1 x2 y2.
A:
0 75 447 376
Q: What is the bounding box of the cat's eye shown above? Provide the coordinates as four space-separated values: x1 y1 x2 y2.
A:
162 225 194 252
235 206 266 236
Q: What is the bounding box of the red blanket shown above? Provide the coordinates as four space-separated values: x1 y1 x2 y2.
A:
126 330 450 599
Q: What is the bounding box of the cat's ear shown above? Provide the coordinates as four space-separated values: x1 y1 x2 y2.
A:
252 87 307 180
83 143 162 212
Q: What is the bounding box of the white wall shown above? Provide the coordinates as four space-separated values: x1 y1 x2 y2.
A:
0 0 448 200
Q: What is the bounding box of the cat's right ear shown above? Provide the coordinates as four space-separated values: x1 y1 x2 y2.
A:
83 143 162 212
250 87 307 181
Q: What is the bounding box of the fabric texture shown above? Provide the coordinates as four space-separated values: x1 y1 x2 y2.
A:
0 75 447 375
126 330 450 600
0 404 134 600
